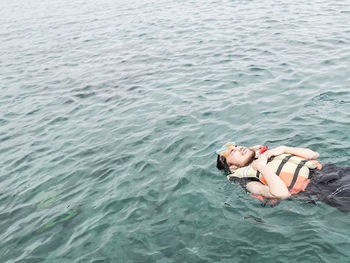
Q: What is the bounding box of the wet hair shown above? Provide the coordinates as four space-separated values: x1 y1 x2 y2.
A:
216 155 231 174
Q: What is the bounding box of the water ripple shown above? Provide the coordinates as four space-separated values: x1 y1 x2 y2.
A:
1 0 350 261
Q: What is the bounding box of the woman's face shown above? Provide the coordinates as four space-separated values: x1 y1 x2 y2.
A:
223 145 255 168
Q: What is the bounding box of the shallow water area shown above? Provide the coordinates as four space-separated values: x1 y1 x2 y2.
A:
1 0 350 262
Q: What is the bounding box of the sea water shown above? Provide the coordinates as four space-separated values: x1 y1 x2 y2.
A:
1 0 350 262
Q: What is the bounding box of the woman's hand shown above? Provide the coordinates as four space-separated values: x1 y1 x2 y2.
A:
252 153 268 171
265 146 286 159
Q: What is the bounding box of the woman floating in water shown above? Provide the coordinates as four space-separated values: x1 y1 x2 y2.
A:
216 143 350 212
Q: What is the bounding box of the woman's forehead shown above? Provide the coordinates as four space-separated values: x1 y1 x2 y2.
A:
221 146 233 159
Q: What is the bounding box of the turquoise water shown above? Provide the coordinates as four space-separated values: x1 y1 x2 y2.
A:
1 0 350 262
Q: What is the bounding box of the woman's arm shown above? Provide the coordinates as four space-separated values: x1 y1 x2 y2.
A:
265 146 319 160
246 182 274 198
251 154 290 199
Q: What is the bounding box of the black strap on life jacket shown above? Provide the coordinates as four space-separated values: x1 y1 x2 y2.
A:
257 155 293 178
276 155 293 176
288 159 308 190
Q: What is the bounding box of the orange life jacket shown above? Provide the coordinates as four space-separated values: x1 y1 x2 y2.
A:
228 154 322 196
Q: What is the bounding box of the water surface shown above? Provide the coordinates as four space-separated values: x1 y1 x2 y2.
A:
1 0 350 262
